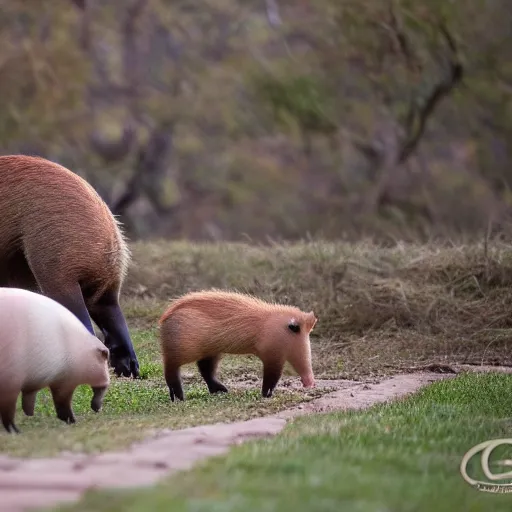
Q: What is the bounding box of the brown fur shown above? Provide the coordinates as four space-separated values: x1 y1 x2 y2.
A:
0 155 139 377
0 155 129 301
158 289 317 400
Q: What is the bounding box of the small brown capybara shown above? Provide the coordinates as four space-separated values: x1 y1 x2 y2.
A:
158 289 317 400
0 287 110 434
0 154 139 378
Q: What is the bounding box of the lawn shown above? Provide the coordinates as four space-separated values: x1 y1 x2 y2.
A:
57 372 512 512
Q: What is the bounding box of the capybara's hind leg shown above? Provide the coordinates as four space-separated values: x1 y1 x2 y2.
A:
31 271 96 336
88 289 140 379
50 386 76 425
24 243 95 333
21 390 38 416
164 366 184 402
3 250 40 292
0 399 19 434
197 356 228 394
261 360 284 398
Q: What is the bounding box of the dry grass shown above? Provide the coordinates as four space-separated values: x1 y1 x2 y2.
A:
121 239 512 380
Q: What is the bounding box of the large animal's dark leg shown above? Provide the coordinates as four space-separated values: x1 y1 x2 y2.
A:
88 289 139 379
164 365 184 402
50 386 76 425
261 360 284 398
197 356 228 394
0 400 20 434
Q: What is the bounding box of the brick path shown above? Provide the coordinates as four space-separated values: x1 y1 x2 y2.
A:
0 372 453 512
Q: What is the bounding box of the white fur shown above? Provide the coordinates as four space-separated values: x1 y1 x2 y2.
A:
0 288 109 391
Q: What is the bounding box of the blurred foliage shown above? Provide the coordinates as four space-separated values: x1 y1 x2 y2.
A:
252 73 337 135
1 0 512 242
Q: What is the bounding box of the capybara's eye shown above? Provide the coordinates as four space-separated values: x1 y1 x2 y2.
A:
288 323 300 333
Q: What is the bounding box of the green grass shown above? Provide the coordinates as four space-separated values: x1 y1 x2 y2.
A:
0 327 326 457
58 372 512 512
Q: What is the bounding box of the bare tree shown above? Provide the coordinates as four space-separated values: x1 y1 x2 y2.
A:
71 0 181 218
356 10 463 215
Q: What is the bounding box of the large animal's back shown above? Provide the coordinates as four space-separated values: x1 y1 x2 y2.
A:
0 156 129 279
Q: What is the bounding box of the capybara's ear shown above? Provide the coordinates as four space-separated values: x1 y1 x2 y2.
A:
97 345 109 360
306 311 317 331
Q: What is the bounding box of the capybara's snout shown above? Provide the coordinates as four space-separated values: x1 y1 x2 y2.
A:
91 386 108 412
301 374 316 388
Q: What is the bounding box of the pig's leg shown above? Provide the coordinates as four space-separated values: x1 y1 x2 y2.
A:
21 390 38 416
50 385 76 424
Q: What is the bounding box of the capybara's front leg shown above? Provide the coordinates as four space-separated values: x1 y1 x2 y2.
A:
21 390 38 416
261 359 284 398
197 356 228 394
88 290 139 379
164 365 184 402
0 398 19 434
50 386 76 425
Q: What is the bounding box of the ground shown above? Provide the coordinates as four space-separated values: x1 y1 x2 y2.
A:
0 240 511 511
57 371 512 512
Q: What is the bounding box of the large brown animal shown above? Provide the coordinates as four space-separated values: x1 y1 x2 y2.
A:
0 288 111 433
158 289 317 400
0 155 138 377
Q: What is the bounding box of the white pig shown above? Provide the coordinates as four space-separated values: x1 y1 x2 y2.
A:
0 287 110 433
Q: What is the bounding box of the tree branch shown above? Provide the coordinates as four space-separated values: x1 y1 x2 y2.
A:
89 123 136 163
72 1 149 163
265 0 282 27
70 0 90 50
398 22 463 164
122 0 148 98
387 0 416 73
111 121 177 216
360 21 463 216
69 0 86 10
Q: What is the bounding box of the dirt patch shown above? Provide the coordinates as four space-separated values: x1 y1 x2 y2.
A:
0 370 459 512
